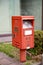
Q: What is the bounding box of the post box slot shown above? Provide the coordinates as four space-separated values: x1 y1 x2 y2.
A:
23 20 32 29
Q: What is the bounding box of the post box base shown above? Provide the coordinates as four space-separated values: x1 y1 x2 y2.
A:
20 49 26 62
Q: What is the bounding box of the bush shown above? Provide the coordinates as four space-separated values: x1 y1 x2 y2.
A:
27 30 43 55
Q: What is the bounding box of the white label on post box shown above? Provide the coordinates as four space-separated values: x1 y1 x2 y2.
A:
26 47 30 49
25 30 32 35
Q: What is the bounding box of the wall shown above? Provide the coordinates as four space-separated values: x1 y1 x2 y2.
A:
0 0 42 42
0 0 21 34
0 0 21 42
21 0 42 30
0 0 10 34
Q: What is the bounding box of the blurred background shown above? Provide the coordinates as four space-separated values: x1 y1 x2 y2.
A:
0 0 42 42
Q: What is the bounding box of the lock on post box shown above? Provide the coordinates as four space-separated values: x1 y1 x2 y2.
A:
12 16 34 62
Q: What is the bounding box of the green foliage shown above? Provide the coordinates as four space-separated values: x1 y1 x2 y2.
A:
0 44 19 59
25 62 31 65
34 30 43 54
26 55 32 60
27 30 43 55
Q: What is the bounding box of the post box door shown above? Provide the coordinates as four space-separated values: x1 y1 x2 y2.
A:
22 19 34 49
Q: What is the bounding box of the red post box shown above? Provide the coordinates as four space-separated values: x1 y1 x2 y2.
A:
12 16 34 62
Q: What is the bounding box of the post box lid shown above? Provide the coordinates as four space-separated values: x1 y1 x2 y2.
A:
21 16 34 20
12 16 34 20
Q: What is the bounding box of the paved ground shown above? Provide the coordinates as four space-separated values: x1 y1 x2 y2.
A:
41 54 43 65
0 52 24 65
0 52 42 65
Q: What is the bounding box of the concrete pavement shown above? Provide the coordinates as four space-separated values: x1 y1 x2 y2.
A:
0 52 42 65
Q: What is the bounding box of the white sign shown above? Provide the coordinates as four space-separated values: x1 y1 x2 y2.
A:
25 30 32 35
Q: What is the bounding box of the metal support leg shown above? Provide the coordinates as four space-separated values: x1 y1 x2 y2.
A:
20 49 26 62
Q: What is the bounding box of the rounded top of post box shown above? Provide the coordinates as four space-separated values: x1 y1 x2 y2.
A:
12 16 34 20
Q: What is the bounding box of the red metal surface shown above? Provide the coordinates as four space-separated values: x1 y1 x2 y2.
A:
12 16 22 49
20 49 26 62
12 16 34 49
